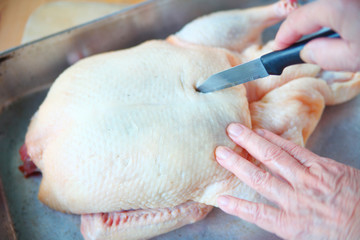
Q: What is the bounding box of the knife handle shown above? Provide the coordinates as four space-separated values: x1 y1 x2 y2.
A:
260 29 340 75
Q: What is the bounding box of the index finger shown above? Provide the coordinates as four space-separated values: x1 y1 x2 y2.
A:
257 128 321 167
226 123 306 186
274 0 337 50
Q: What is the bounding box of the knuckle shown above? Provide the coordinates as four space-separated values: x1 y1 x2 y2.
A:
282 188 295 210
308 159 326 173
246 203 262 223
330 167 348 190
329 162 346 175
287 144 303 157
231 199 242 214
275 211 290 237
239 129 260 147
262 146 284 162
305 173 336 195
250 170 271 188
275 211 283 226
315 178 332 194
310 160 348 193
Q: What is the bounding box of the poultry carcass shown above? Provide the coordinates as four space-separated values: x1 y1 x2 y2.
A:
20 1 360 239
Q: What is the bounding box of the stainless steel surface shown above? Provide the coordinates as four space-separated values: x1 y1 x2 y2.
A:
0 0 277 111
0 179 16 240
197 59 268 93
0 0 359 239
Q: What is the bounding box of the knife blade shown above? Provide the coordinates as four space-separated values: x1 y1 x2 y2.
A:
197 29 340 93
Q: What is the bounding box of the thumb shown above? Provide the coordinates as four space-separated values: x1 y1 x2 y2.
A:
300 38 360 72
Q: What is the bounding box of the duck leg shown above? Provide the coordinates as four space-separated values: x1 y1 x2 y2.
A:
171 0 297 52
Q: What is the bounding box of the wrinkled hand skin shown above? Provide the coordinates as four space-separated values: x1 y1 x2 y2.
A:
215 123 360 240
274 0 360 72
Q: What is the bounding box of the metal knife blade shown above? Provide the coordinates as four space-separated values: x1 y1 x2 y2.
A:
196 59 268 93
197 29 339 93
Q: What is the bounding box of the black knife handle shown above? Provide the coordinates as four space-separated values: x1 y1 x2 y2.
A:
260 29 340 75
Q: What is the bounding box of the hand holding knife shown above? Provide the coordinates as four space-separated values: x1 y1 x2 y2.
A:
197 29 339 93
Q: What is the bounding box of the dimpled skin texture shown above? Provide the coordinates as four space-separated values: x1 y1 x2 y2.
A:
23 1 360 239
25 41 253 213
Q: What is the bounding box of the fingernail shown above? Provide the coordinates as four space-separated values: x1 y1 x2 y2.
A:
300 48 315 64
217 196 229 207
255 129 265 137
216 147 231 161
228 124 243 138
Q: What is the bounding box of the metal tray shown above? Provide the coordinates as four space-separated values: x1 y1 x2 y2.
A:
1 0 359 239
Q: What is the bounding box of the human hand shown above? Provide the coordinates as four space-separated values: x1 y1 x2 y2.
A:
274 0 360 72
215 123 360 239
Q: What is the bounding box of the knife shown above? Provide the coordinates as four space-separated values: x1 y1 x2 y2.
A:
197 29 340 93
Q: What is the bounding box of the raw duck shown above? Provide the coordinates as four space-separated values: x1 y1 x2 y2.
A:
21 1 360 239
